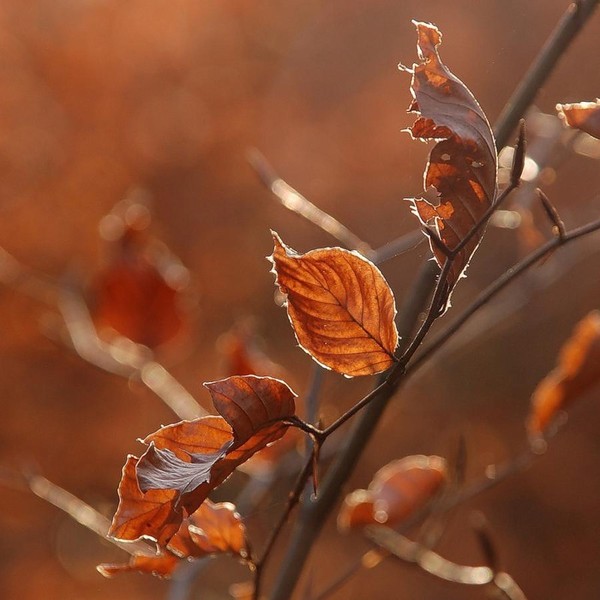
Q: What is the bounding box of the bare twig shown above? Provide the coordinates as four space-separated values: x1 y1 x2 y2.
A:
252 453 315 600
247 148 374 258
366 526 527 600
0 247 206 421
494 0 599 148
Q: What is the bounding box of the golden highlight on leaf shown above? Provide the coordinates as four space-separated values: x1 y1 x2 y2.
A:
404 21 498 299
557 99 600 139
110 376 296 544
337 455 447 531
270 232 398 377
527 311 600 437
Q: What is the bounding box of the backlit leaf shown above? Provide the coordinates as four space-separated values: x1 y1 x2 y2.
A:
168 499 248 559
101 500 248 578
270 232 398 377
110 376 296 543
557 99 600 139
527 311 600 437
338 455 447 530
97 552 181 578
404 22 498 300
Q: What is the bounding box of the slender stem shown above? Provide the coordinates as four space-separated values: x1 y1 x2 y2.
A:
494 0 599 149
247 148 374 258
252 453 315 600
410 217 600 373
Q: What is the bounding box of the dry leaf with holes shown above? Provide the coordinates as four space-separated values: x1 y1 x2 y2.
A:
338 455 447 530
270 232 398 377
110 375 296 543
404 21 497 303
528 311 600 437
557 99 600 139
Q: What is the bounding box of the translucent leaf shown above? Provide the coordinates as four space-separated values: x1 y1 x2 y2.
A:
528 311 600 437
270 232 398 377
557 99 600 139
404 22 498 301
338 455 447 530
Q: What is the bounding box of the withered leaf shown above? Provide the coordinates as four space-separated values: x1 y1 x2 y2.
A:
166 499 248 560
527 311 600 437
97 552 181 578
404 22 497 300
101 500 248 578
338 455 447 531
110 376 296 543
270 232 398 377
557 99 600 139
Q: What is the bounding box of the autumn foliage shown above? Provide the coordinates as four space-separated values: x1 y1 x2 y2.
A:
2 7 600 600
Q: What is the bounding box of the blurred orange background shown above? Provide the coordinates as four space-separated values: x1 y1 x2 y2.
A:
1 1 600 598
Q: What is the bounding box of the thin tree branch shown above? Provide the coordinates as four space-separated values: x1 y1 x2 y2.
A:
366 526 527 600
253 453 315 600
410 216 600 373
247 148 374 258
494 0 599 149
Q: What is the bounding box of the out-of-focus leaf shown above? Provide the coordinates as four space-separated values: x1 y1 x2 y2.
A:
557 99 600 139
92 200 189 349
229 581 255 600
97 552 181 578
337 455 447 531
270 232 398 377
110 376 296 543
528 311 600 437
404 22 497 301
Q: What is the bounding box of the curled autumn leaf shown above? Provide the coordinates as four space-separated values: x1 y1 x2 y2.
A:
404 22 498 302
557 99 600 139
270 232 398 377
99 499 248 578
338 455 447 531
109 375 297 543
527 311 600 437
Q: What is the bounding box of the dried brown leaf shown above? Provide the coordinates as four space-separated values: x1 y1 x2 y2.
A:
338 455 447 531
97 552 181 578
168 499 248 559
110 376 297 543
405 22 497 299
528 311 600 437
557 99 600 139
270 232 398 377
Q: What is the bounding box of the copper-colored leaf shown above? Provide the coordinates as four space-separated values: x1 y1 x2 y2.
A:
168 499 248 559
527 311 600 437
405 22 497 299
557 99 600 139
338 455 447 531
110 376 297 543
108 455 181 546
270 232 398 377
97 552 181 578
